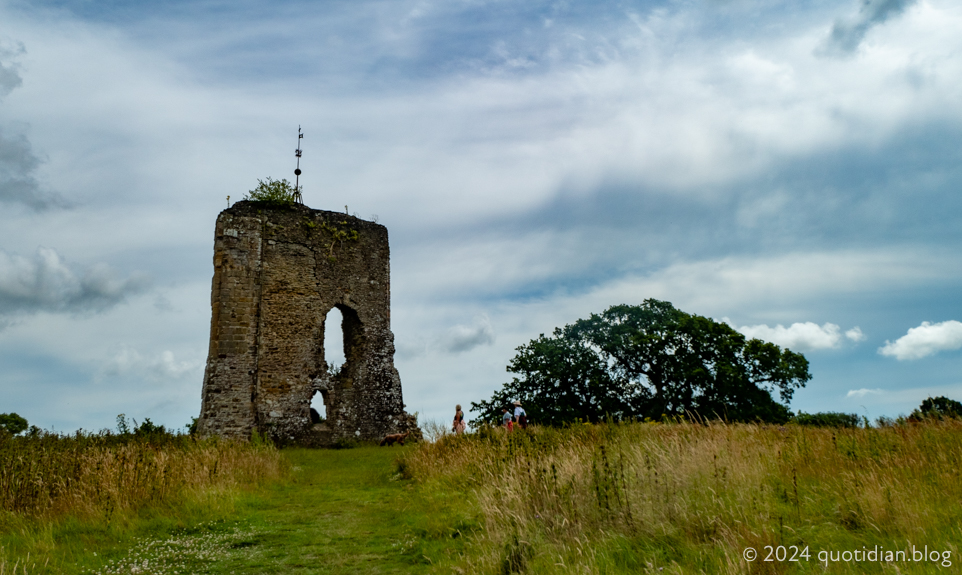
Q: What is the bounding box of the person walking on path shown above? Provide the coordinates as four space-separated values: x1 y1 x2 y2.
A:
513 400 528 429
453 404 466 434
502 407 513 431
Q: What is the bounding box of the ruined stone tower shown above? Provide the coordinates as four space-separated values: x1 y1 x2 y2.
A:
196 201 413 445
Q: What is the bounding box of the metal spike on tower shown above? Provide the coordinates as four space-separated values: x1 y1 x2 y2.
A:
293 126 304 204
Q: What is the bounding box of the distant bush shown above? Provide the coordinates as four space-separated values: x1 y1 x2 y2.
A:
243 177 300 206
909 396 962 421
0 412 28 435
875 415 902 427
115 413 169 437
791 411 860 428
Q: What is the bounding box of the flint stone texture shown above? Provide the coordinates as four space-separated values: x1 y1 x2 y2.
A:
197 201 416 445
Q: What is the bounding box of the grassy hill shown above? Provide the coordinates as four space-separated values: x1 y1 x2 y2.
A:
3 421 961 574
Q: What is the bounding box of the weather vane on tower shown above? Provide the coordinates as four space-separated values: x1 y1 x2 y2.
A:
293 126 304 204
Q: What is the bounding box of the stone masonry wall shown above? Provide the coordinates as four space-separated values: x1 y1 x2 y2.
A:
196 201 412 445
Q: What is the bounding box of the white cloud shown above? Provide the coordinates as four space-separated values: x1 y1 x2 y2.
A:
585 249 956 320
845 327 866 342
819 0 919 57
847 388 884 398
0 247 149 317
101 346 201 381
878 320 962 360
721 320 864 354
734 321 844 351
1 0 962 433
441 315 495 353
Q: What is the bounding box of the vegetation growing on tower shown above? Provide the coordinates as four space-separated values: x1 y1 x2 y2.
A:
243 177 301 207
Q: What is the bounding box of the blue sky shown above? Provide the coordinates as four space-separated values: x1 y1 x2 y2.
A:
1 0 961 432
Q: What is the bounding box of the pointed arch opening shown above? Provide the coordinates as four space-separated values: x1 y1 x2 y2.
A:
323 304 365 378
311 303 365 434
310 389 327 423
324 306 346 375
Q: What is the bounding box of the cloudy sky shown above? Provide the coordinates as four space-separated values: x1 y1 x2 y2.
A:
1 0 961 432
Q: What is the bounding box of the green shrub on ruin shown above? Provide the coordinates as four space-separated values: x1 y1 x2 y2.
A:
244 177 300 207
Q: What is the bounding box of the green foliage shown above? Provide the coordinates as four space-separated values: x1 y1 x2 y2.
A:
472 300 810 426
243 177 300 206
792 411 860 428
186 416 199 435
500 534 533 574
909 395 962 421
327 360 342 378
320 220 360 260
0 412 28 435
134 417 167 436
116 413 169 436
116 412 131 434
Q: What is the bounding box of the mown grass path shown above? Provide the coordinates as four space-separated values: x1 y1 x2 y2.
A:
213 446 450 574
85 446 467 575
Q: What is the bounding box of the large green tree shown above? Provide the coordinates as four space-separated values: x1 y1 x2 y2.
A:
472 300 810 425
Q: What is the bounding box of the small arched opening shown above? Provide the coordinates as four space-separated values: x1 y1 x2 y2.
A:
310 389 327 424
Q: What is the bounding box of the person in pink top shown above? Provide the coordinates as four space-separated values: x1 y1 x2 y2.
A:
452 404 466 434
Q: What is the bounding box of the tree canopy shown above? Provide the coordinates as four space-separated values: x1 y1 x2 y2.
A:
472 300 811 426
910 396 962 421
0 412 28 435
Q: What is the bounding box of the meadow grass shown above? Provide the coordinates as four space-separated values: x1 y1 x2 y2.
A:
0 430 287 574
0 442 472 574
4 421 961 574
401 420 962 574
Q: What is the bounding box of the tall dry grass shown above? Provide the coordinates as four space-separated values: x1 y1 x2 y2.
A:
402 420 962 574
0 430 286 524
419 418 454 443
